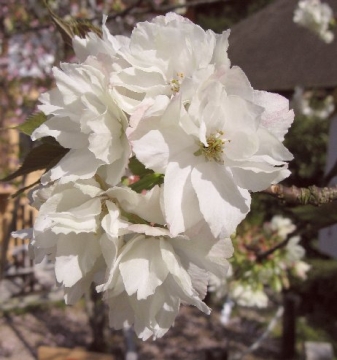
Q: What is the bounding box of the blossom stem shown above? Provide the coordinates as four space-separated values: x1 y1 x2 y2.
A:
256 234 292 262
263 184 337 206
256 223 307 262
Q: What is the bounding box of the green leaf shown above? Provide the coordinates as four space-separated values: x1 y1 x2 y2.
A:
0 142 69 182
16 112 47 136
130 173 164 193
292 201 337 229
128 156 153 177
10 179 41 198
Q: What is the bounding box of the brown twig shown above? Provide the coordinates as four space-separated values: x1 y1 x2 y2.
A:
263 184 337 206
256 235 292 262
256 220 309 262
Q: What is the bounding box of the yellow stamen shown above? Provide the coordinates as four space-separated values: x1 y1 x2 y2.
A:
169 72 185 93
194 131 229 164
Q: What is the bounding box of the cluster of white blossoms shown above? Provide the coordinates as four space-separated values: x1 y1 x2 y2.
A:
292 86 335 120
209 266 269 311
293 0 335 43
267 216 311 280
267 215 296 239
209 216 310 325
16 13 294 340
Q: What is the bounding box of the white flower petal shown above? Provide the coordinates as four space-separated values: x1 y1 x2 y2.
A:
107 185 165 225
164 161 203 236
55 233 101 287
41 149 101 185
191 163 250 237
119 236 169 300
254 90 294 141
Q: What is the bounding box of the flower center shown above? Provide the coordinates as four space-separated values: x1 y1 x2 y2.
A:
194 131 229 164
169 72 184 93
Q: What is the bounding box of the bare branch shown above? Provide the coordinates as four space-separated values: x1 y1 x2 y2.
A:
256 222 308 262
108 0 145 19
256 236 291 262
263 184 337 206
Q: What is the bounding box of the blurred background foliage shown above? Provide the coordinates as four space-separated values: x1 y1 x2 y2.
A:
196 0 274 31
1 0 337 353
285 114 329 188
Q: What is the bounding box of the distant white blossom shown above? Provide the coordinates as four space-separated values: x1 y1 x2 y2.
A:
293 261 311 279
172 0 187 15
284 236 311 279
208 265 232 300
231 283 269 308
8 30 57 78
285 236 305 262
208 216 310 313
294 0 335 43
268 215 296 240
209 268 269 315
292 86 335 119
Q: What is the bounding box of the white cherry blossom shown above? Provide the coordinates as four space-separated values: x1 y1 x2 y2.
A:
99 186 233 339
25 179 107 293
72 15 129 63
130 66 293 237
32 56 130 186
294 0 335 43
101 225 233 340
19 177 235 340
231 283 269 308
17 180 138 301
268 215 296 240
110 12 231 113
292 86 335 120
12 12 298 341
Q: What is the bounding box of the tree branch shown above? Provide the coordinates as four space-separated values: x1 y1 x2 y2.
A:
263 184 337 206
256 222 307 262
108 0 145 19
256 235 291 262
134 0 230 14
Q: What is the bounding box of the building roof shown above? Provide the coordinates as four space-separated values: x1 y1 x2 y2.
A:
228 0 337 91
